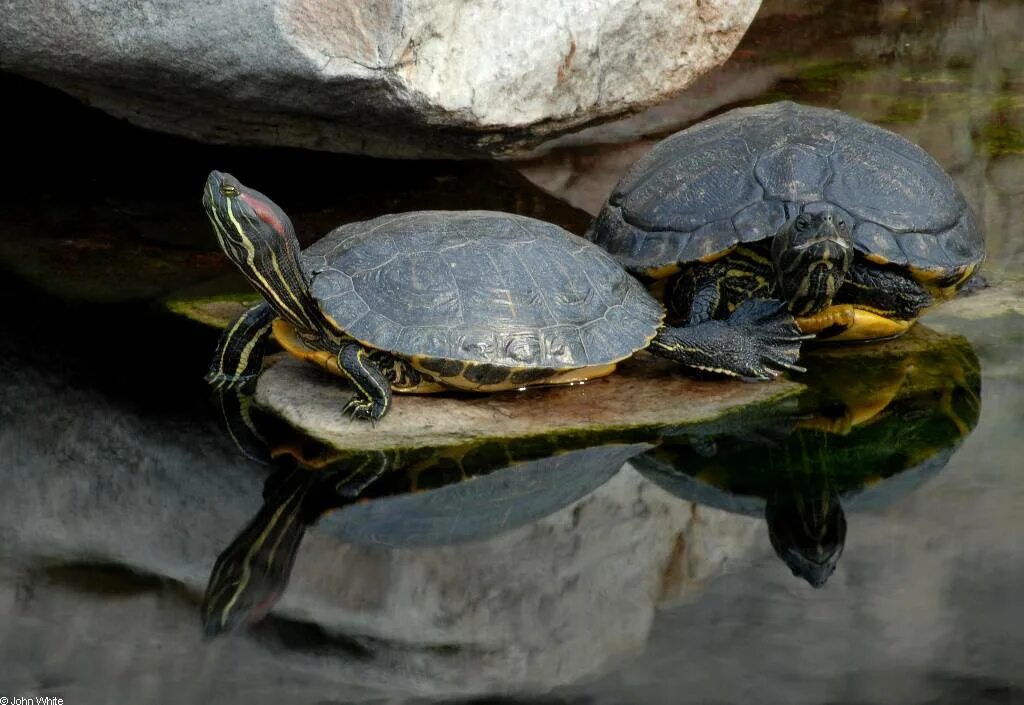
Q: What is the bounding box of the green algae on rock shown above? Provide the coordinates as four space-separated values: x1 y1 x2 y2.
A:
159 273 262 329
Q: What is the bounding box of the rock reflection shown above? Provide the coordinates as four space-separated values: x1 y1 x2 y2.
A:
636 325 982 587
200 409 721 694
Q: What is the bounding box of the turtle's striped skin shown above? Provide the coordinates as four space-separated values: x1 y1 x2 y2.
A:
589 101 985 352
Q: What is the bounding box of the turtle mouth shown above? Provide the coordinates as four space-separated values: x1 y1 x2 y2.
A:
792 218 850 253
785 552 839 588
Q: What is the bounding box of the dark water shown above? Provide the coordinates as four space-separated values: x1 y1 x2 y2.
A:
1 0 1022 703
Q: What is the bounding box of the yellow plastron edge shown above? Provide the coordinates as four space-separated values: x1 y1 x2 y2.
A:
797 304 914 342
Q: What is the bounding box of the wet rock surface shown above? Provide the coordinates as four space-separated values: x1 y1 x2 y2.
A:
0 0 760 158
254 353 802 451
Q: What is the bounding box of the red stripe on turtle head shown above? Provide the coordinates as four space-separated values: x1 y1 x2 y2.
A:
239 191 288 238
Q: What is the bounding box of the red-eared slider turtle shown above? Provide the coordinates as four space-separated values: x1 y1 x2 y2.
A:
588 101 985 375
203 172 806 422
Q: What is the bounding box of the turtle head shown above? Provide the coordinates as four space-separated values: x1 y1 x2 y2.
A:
772 211 854 316
765 489 846 588
203 171 320 332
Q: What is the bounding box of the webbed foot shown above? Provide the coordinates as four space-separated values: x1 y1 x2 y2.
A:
651 299 810 380
342 395 386 423
723 299 810 379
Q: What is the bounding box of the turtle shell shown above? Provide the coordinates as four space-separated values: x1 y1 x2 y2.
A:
589 102 984 287
302 211 663 369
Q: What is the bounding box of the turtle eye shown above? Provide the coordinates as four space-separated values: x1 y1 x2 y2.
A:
838 219 847 229
220 184 238 197
795 217 809 232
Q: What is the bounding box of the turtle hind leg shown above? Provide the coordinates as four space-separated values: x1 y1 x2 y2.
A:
206 302 276 389
337 341 392 422
650 298 810 380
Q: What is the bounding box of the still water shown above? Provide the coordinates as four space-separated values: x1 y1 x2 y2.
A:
1 0 1022 703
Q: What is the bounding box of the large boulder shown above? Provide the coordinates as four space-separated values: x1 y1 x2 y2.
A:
0 0 760 158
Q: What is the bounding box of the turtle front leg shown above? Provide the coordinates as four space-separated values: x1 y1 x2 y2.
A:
206 302 276 389
337 341 392 422
657 268 807 379
837 262 933 320
801 262 934 341
650 299 808 379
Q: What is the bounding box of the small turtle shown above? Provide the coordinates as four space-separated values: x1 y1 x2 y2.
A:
588 101 985 376
203 172 805 422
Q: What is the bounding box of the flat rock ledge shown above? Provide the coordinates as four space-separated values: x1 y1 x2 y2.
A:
0 0 760 158
254 353 801 451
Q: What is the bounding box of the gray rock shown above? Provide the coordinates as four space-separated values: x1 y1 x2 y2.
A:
0 0 761 158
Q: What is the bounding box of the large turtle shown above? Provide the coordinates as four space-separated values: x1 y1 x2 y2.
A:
203 172 805 422
588 101 985 376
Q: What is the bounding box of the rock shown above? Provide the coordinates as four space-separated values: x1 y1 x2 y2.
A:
922 278 1024 382
923 278 1024 325
0 0 762 158
253 354 802 451
159 274 262 329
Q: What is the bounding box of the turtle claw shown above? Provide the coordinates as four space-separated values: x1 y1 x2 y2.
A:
342 396 384 424
654 299 808 380
725 299 807 379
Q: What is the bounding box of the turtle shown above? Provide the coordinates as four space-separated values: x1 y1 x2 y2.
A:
202 171 806 422
588 101 985 377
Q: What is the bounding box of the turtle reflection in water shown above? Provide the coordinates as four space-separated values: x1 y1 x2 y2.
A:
200 409 650 636
635 326 981 587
